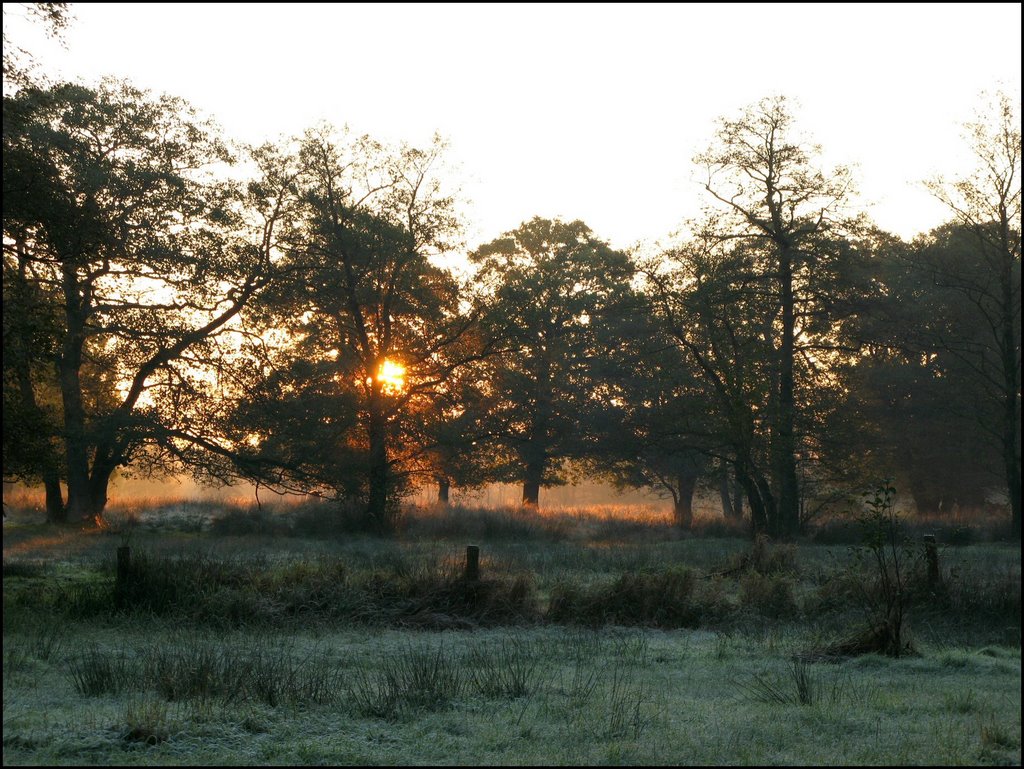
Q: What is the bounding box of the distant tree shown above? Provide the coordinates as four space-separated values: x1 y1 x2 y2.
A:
2 80 280 525
692 96 862 538
469 217 640 508
592 336 715 529
922 92 1021 538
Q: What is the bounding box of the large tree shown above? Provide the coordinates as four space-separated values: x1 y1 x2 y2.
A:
2 80 281 524
923 92 1021 538
693 96 861 538
232 128 479 531
469 217 640 508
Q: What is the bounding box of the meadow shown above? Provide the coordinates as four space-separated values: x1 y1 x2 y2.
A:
2 497 1020 765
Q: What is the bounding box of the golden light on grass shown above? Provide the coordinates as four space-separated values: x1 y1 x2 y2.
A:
376 359 407 394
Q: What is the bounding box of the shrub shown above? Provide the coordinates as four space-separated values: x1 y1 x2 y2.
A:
547 568 698 627
739 572 799 618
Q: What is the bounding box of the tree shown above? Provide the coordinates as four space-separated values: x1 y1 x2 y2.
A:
923 92 1021 538
2 239 65 519
469 217 639 508
642 234 777 533
235 128 478 531
693 96 860 538
594 341 714 528
2 80 280 524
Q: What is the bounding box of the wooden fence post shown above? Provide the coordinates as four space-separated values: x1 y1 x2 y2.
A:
465 545 480 582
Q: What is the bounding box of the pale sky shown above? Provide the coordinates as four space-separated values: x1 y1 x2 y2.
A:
6 2 1022 250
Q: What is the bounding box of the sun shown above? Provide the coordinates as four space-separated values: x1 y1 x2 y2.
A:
376 359 407 394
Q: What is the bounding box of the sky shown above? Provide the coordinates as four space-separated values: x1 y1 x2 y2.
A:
6 2 1022 251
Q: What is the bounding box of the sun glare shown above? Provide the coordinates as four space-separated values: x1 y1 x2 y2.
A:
376 359 407 394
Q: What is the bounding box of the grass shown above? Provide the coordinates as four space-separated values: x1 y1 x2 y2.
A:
2 495 1020 764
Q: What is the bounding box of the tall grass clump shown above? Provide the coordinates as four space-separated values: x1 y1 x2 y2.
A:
735 658 831 706
349 644 464 719
66 645 139 696
466 636 540 699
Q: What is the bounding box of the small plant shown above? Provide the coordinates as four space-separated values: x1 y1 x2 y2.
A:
944 688 978 714
245 642 343 707
602 657 655 739
849 480 918 657
735 658 821 706
3 642 33 681
739 572 799 617
979 716 1018 750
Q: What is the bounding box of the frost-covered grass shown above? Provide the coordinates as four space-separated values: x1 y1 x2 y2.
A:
2 499 1020 765
3 622 1020 765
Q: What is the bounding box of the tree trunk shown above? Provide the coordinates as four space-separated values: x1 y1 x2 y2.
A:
522 474 541 508
719 465 735 519
735 462 771 536
673 470 698 529
731 477 745 520
998 215 1022 539
771 245 801 540
44 473 65 524
437 476 450 505
366 398 391 531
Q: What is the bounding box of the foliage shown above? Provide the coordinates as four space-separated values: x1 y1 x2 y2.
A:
2 79 280 524
468 217 642 507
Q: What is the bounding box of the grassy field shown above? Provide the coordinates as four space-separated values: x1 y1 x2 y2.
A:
3 499 1020 765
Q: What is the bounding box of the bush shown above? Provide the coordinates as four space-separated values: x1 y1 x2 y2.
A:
739 572 799 618
547 568 698 627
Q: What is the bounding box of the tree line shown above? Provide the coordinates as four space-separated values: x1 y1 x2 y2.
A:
2 57 1020 538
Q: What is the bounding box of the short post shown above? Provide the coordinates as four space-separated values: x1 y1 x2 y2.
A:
923 534 939 588
465 545 480 582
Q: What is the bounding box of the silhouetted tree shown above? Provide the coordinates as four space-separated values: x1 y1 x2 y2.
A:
470 217 640 508
2 80 279 524
234 129 480 531
922 92 1021 538
692 96 861 538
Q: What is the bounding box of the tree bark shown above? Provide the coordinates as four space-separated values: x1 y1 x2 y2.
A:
437 476 450 505
43 473 65 523
366 395 391 531
673 470 698 529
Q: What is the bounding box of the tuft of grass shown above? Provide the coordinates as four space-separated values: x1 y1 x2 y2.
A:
548 568 698 627
66 645 138 696
350 644 464 719
466 636 539 699
739 572 800 618
121 696 177 746
735 658 823 706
